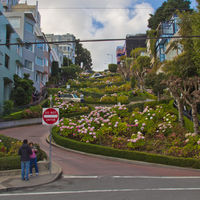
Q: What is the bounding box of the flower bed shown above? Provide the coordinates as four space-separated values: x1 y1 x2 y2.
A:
0 135 47 170
53 94 91 118
52 130 200 169
53 103 200 159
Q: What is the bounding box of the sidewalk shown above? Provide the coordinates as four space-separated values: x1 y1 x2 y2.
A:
0 161 62 192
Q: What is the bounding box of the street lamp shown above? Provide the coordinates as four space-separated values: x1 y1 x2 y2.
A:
107 53 113 63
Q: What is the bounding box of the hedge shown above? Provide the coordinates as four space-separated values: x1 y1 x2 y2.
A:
52 130 200 169
0 156 21 170
0 147 47 171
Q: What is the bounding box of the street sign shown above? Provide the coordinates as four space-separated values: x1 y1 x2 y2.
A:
42 108 59 125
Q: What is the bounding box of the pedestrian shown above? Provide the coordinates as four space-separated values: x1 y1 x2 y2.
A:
18 139 32 181
29 142 39 176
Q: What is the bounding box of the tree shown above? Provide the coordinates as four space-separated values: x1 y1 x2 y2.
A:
163 11 200 131
164 76 184 126
63 57 72 67
132 56 151 91
131 77 136 89
61 64 81 83
148 0 192 29
176 77 200 134
131 48 146 58
145 73 167 101
75 40 92 70
49 61 60 85
118 56 133 81
108 64 118 73
11 74 35 106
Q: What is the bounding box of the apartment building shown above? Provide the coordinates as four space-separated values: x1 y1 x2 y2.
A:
0 1 22 112
156 15 181 62
116 45 126 65
46 33 76 65
126 34 146 57
3 1 52 92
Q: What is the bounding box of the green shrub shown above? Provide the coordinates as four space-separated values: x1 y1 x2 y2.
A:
22 105 42 119
52 130 200 169
3 100 14 116
85 96 98 104
127 102 145 112
0 134 47 170
0 156 20 170
108 64 118 73
131 77 136 89
41 99 50 108
3 111 23 121
11 74 35 106
117 96 129 104
100 96 117 104
184 117 194 132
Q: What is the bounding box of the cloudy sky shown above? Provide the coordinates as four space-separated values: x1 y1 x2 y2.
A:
20 0 197 71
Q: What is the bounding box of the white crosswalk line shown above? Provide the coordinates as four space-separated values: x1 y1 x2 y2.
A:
1 188 200 197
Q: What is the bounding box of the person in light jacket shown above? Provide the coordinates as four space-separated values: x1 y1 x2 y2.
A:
29 142 39 176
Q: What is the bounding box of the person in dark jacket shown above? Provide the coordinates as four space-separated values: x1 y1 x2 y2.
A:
18 139 32 181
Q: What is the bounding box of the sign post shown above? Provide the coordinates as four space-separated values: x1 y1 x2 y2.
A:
42 102 59 174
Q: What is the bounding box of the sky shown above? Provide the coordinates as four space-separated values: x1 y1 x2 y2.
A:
19 0 197 71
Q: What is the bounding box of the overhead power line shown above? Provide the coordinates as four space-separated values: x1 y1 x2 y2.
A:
12 7 192 11
1 35 200 46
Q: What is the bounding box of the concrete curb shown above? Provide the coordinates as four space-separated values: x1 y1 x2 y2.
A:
0 161 49 177
47 136 200 173
0 161 62 192
0 118 42 130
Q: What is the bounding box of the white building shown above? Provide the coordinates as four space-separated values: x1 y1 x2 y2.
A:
46 33 76 64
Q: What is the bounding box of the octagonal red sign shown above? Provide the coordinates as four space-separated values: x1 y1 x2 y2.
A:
42 108 59 125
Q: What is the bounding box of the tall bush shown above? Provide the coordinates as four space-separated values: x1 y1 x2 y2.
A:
108 64 118 73
11 74 35 106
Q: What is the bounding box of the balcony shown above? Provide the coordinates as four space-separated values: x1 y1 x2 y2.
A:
1 0 8 7
44 66 48 74
35 64 44 73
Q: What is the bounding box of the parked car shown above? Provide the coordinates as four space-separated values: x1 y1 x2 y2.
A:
59 93 82 102
90 73 103 78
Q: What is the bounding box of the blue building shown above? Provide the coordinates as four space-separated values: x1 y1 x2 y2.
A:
4 1 51 92
156 15 181 62
0 1 22 113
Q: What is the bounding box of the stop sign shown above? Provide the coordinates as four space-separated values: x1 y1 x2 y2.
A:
42 108 59 125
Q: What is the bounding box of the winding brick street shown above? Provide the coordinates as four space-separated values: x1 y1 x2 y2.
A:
1 124 200 177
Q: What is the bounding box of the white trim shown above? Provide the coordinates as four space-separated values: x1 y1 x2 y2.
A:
63 176 99 179
112 176 200 179
1 188 200 196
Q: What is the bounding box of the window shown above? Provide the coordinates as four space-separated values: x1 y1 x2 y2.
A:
9 17 20 29
17 45 22 56
5 54 10 68
41 74 44 81
35 72 39 82
36 57 43 66
25 43 33 52
25 22 33 33
36 42 43 50
16 65 22 77
0 50 3 66
44 58 48 66
46 74 48 82
6 26 12 48
44 44 48 52
24 60 33 71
